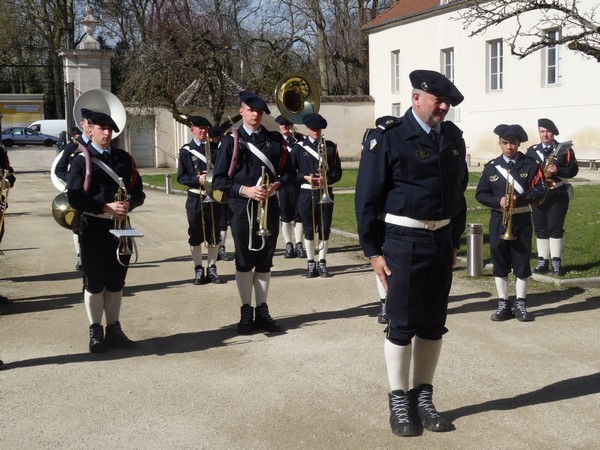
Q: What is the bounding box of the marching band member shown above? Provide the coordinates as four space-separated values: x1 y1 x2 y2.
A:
275 115 305 259
177 116 223 285
355 70 467 437
476 124 546 322
54 109 93 270
67 110 145 354
0 144 15 246
212 90 294 334
526 118 578 276
291 113 342 278
209 125 234 262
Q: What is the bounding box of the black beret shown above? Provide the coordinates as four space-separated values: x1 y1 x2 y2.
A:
80 108 93 119
275 115 293 126
187 116 212 128
239 90 270 114
409 70 464 106
493 124 528 142
86 111 119 132
208 125 223 138
538 118 559 135
302 112 327 130
375 115 398 129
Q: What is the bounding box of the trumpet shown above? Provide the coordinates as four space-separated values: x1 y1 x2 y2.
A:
112 177 140 266
256 165 271 237
500 177 516 241
0 169 11 233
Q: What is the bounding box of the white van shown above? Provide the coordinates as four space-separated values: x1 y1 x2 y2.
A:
28 119 67 138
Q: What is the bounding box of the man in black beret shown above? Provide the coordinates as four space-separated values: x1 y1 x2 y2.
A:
355 70 466 437
476 124 546 323
177 115 225 284
526 118 578 276
291 113 342 278
212 90 294 334
275 114 305 259
67 101 145 354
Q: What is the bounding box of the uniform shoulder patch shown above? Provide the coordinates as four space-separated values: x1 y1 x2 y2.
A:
377 117 401 134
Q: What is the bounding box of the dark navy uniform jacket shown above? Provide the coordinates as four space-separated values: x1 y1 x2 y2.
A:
525 141 578 190
177 140 216 189
55 135 89 183
355 108 468 258
291 137 342 188
67 146 145 215
211 126 294 195
475 152 546 211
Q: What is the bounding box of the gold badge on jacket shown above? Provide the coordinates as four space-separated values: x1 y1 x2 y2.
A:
520 173 528 178
416 150 430 160
489 175 499 182
452 149 459 156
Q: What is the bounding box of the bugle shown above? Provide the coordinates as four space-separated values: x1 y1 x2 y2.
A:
310 137 333 251
500 178 516 241
200 135 218 247
110 177 142 266
256 166 271 237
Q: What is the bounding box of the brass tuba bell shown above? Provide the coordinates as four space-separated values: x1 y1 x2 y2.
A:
274 74 321 124
52 192 77 230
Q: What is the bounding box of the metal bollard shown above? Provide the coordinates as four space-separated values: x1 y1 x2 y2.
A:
165 173 172 195
466 223 484 276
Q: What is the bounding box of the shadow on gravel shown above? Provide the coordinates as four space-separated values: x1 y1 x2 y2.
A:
2 301 379 371
444 372 600 422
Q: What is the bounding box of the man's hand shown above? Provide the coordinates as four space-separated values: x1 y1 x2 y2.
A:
104 201 129 220
369 255 391 293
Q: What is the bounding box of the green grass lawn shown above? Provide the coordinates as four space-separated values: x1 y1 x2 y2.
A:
144 169 599 278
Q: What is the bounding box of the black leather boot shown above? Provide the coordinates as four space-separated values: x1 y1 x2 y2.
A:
317 259 330 278
284 242 295 258
490 299 513 321
388 390 420 437
551 257 564 276
254 303 282 332
206 265 222 284
306 260 318 278
193 266 206 285
413 384 451 432
514 298 534 322
237 305 254 334
533 257 549 274
105 321 137 349
295 242 305 258
217 246 234 261
88 323 105 354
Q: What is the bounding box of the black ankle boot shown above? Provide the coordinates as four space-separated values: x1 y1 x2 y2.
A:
317 259 330 277
533 257 549 274
105 321 137 349
388 390 420 437
551 257 564 276
295 242 305 258
514 298 534 322
254 303 282 332
89 323 105 353
413 384 451 432
284 242 296 258
490 299 513 322
207 265 222 284
306 260 318 278
193 266 206 285
237 305 254 334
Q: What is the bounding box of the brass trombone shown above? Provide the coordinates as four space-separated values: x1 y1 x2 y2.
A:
500 177 516 241
310 136 334 250
200 134 218 247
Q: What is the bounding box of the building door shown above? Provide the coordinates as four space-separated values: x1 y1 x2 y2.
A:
129 115 156 168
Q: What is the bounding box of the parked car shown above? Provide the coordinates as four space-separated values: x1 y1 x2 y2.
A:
1 127 58 147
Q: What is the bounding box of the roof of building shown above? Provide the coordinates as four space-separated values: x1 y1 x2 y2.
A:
363 0 461 32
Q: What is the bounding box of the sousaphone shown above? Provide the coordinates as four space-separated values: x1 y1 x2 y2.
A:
51 89 127 230
274 74 320 124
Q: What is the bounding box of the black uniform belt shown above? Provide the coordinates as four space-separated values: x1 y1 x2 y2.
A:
493 206 531 214
83 212 113 220
381 213 450 231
